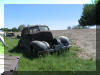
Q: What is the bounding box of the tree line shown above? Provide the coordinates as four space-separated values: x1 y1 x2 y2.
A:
0 25 25 32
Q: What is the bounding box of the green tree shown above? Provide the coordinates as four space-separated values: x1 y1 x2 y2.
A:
78 0 99 26
79 4 96 26
12 27 18 32
18 25 25 32
1 28 12 32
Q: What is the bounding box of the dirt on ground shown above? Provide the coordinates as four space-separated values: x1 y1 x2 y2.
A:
51 29 96 60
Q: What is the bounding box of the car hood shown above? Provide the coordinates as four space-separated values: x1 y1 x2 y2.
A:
29 31 54 43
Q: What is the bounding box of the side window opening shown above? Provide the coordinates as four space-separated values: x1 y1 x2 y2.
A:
29 27 39 33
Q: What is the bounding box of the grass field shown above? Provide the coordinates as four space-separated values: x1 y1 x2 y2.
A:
4 38 96 71
0 41 4 54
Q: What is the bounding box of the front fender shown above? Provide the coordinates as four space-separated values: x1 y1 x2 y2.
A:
30 41 50 52
57 36 70 47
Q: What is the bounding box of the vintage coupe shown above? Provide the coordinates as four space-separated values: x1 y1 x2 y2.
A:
18 25 70 56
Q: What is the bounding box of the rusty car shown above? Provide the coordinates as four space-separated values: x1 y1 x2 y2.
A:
18 25 70 56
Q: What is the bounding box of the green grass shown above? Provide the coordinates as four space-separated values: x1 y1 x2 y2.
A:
5 37 96 71
0 41 4 54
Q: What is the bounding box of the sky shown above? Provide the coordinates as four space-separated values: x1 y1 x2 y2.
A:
4 4 83 30
0 0 93 30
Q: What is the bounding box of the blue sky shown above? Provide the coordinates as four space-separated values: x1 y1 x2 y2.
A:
0 0 93 29
4 4 83 30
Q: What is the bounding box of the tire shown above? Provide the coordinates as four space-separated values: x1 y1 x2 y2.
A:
31 46 38 57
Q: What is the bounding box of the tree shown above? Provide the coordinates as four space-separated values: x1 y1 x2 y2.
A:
12 27 18 32
18 25 25 32
78 0 99 26
1 28 12 32
79 4 96 26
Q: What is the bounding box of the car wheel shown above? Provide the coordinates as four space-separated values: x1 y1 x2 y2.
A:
31 46 39 57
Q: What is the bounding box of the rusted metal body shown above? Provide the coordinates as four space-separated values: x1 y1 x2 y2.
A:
18 25 70 56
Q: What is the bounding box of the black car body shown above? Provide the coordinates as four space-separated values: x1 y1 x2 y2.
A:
18 25 70 56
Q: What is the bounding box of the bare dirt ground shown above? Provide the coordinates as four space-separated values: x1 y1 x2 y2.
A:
51 29 96 60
